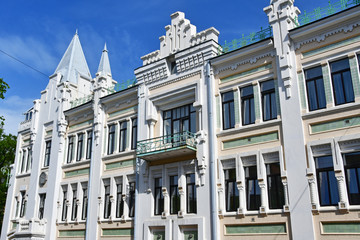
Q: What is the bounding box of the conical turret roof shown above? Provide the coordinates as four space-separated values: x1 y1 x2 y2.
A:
97 43 112 77
54 31 91 84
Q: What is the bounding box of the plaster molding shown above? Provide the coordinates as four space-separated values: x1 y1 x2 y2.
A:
214 51 275 75
148 71 201 90
294 21 360 50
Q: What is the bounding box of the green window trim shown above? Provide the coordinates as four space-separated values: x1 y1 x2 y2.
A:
226 223 286 234
58 230 86 237
105 159 136 170
321 64 333 105
102 228 134 236
298 72 307 110
64 168 90 178
253 84 261 122
223 131 279 149
322 222 360 234
310 116 360 134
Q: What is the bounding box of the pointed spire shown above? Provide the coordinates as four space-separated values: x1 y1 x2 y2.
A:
97 43 112 77
54 31 91 84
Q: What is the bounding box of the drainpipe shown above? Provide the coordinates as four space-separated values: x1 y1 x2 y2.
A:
206 61 218 240
133 157 140 240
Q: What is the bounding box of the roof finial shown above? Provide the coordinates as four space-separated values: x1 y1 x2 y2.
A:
75 29 78 35
103 43 108 52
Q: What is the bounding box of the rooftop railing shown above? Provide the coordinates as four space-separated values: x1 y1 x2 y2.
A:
294 0 360 27
219 0 360 55
106 78 137 95
70 94 93 108
218 26 273 55
137 131 196 157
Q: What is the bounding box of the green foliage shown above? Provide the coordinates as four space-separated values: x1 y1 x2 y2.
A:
0 78 10 127
0 129 16 233
0 78 9 100
0 78 14 233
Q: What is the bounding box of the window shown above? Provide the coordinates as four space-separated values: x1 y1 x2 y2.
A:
82 187 88 220
131 118 137 150
186 174 197 213
108 125 115 155
170 175 180 215
305 66 326 111
266 163 284 209
222 91 235 130
241 85 255 125
128 182 135 217
163 104 196 138
104 184 111 219
343 152 360 205
62 190 68 221
245 166 260 210
224 169 239 212
19 191 27 218
67 137 74 163
261 80 277 120
71 189 78 221
38 194 46 219
119 121 127 152
20 150 26 173
315 155 339 206
26 148 32 172
116 183 124 218
86 131 92 159
154 177 164 215
76 133 84 161
330 58 354 105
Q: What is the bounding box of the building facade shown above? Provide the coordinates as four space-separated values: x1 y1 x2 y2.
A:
2 0 360 239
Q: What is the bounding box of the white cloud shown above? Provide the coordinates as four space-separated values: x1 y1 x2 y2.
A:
0 95 35 135
0 35 58 75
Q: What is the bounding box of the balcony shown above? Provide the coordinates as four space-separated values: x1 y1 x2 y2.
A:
18 119 32 132
137 131 197 161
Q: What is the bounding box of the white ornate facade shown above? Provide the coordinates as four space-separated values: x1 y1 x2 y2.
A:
2 1 360 239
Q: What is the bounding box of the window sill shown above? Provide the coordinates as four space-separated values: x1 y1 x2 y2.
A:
302 101 360 120
102 150 136 161
219 210 284 216
16 172 31 178
99 217 134 223
62 159 90 169
217 119 281 138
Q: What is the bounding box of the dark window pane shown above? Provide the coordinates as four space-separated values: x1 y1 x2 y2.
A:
330 58 354 105
86 131 92 159
131 118 137 150
305 66 326 111
261 80 277 121
154 178 163 215
305 66 323 79
266 163 284 209
331 58 350 72
245 166 260 210
170 176 180 214
315 155 339 206
119 121 127 152
225 169 239 212
128 182 135 217
186 174 197 213
241 86 255 125
344 152 360 205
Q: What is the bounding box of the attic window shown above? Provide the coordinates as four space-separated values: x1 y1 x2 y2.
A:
167 56 177 75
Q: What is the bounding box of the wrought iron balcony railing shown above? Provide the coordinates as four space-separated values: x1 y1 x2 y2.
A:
137 131 197 160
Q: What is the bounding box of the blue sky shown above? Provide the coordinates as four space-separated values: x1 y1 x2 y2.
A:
0 0 330 135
